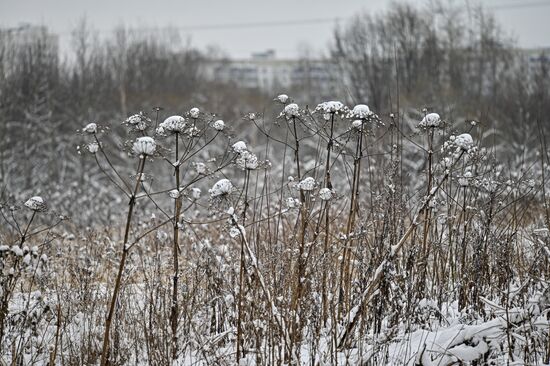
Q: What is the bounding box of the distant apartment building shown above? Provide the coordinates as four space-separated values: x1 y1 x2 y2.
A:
520 47 550 70
202 49 340 95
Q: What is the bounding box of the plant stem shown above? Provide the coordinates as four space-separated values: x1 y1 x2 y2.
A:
171 133 181 360
100 157 145 366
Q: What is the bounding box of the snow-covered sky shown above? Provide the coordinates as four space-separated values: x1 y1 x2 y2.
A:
1 0 549 59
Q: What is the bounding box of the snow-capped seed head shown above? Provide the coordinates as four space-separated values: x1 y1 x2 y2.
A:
168 189 181 199
315 101 345 114
275 94 289 103
209 179 233 198
189 107 200 119
193 162 207 174
125 112 151 130
281 103 300 119
12 245 24 257
83 123 97 134
232 141 247 154
160 115 186 133
351 120 363 129
286 197 300 209
319 188 334 201
297 177 316 191
419 112 441 128
136 121 147 131
235 150 259 170
185 125 200 137
455 133 474 151
125 114 141 125
24 196 46 212
441 157 452 169
190 187 201 199
132 136 156 156
458 170 473 187
213 119 225 131
87 142 99 154
348 104 371 119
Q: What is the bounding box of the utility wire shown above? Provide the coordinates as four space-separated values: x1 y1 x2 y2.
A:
6 0 550 36
487 0 550 10
128 0 550 32
175 17 342 31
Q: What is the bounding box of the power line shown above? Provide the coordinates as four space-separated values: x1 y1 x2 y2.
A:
27 0 550 38
139 1 550 32
175 17 342 31
109 1 550 33
487 0 550 10
49 16 344 36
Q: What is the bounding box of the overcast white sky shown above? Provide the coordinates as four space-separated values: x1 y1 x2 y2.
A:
1 0 549 58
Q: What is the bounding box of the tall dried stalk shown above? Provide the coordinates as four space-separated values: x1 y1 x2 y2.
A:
100 157 145 366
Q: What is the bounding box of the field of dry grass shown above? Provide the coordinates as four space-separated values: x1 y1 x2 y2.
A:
1 99 549 365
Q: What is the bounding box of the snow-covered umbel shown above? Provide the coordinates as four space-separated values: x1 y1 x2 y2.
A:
87 142 99 154
459 170 473 187
82 123 97 134
190 187 201 199
159 115 186 134
419 112 442 128
193 162 207 175
236 150 259 170
24 196 46 212
315 101 346 114
286 197 300 209
347 104 371 119
455 133 474 151
189 107 200 119
132 136 156 156
281 103 300 119
319 187 334 201
168 189 181 199
185 125 200 137
351 120 363 129
297 177 316 191
209 179 233 198
124 112 150 131
275 94 289 104
213 120 225 131
10 245 24 257
232 141 247 154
